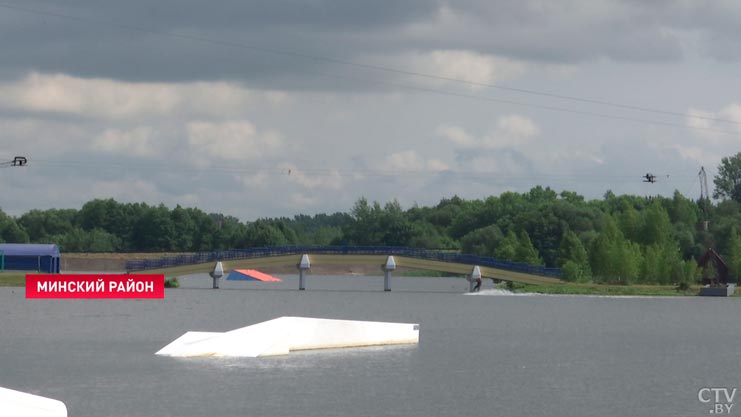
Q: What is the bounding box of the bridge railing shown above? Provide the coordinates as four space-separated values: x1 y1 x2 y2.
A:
126 246 562 278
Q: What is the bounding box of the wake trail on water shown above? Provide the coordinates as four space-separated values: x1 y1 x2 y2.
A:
465 288 689 299
465 288 534 296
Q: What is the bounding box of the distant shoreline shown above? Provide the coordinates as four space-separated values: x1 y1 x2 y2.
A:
508 282 725 297
1 267 729 297
2 253 733 297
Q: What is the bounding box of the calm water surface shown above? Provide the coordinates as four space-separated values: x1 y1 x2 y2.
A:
2 275 740 417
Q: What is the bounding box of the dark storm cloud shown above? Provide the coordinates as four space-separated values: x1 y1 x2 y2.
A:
60 0 438 30
1 0 741 87
425 0 687 62
0 0 439 84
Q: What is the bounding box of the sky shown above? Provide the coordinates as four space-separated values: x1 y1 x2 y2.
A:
0 0 740 220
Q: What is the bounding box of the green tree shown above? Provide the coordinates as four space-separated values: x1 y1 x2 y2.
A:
617 201 641 242
426 196 466 229
242 220 289 247
0 220 30 243
557 230 590 281
515 230 543 265
669 190 699 226
379 201 413 246
673 222 697 259
132 204 176 251
640 201 673 246
52 228 121 252
516 205 562 266
675 259 700 290
170 205 196 251
639 239 682 285
343 198 414 246
714 152 741 201
562 260 588 283
590 216 642 284
460 225 503 256
210 214 246 250
18 209 75 241
495 230 518 261
313 226 344 246
343 198 383 245
725 227 741 283
612 240 643 285
525 186 558 206
410 221 450 249
448 199 487 239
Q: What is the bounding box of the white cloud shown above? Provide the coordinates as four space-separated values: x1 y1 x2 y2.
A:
92 127 159 157
0 72 288 120
424 50 526 86
382 150 425 171
569 150 604 165
427 159 450 171
239 171 271 188
279 163 343 190
89 179 160 202
673 144 706 161
685 103 741 148
380 150 451 174
0 118 90 155
264 91 292 106
186 121 284 161
435 125 476 147
686 107 716 131
469 154 526 175
389 49 526 89
496 115 540 139
670 144 723 169
290 193 319 207
720 103 741 129
437 114 540 150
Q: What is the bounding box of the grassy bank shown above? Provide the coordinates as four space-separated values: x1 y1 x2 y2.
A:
0 272 26 287
0 272 180 289
507 282 705 296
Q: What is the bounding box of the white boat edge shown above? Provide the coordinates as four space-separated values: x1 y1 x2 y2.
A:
0 386 67 417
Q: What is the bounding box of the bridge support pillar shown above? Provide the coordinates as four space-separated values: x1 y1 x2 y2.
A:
210 261 224 289
383 256 396 292
298 254 311 290
469 265 482 292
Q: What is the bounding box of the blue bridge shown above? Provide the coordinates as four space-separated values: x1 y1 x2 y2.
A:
126 246 562 286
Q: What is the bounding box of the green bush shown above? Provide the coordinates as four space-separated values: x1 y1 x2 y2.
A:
164 277 180 288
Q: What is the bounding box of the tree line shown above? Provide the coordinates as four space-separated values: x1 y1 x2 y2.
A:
2 153 741 286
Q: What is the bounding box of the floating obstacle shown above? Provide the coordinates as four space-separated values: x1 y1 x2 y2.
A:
226 269 282 282
156 316 420 358
0 386 67 417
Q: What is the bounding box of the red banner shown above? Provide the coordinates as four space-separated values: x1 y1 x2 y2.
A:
26 274 165 299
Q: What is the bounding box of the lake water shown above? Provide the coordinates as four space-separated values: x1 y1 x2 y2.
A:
2 274 740 417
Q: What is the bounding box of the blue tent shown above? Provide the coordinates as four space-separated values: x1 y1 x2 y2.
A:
0 243 61 273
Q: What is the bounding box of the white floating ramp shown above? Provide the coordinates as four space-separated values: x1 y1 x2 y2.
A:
156 316 420 358
0 386 67 417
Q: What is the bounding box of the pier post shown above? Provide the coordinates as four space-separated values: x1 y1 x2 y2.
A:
383 256 396 292
298 254 311 290
210 261 224 289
